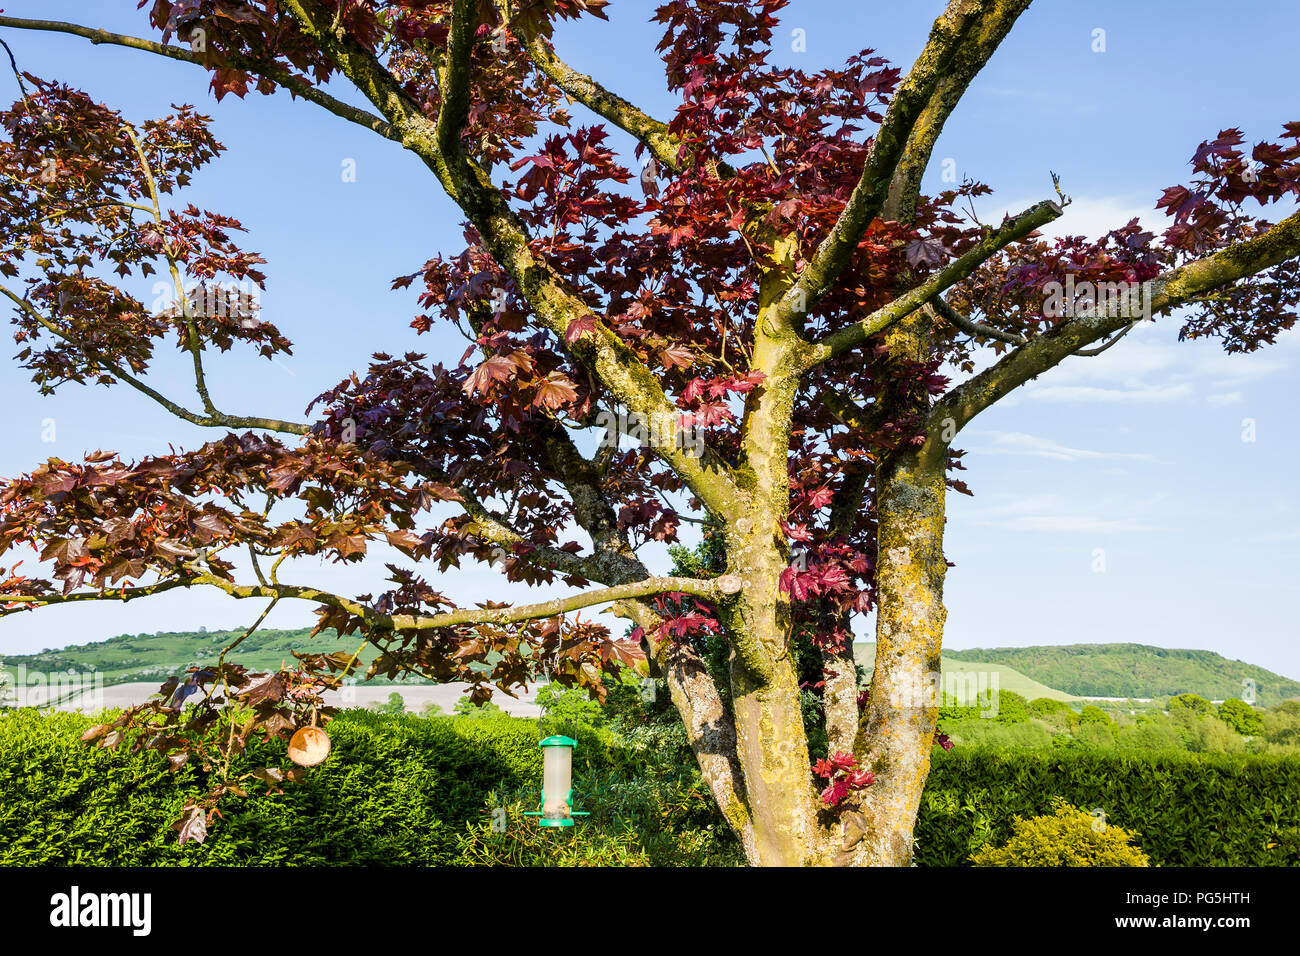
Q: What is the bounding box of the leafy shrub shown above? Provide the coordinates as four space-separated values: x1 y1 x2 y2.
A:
918 748 1300 866
535 682 607 730
1073 722 1117 750
941 717 1052 750
1026 700 1080 736
1261 702 1300 750
1114 712 1187 752
0 706 734 866
0 707 568 865
970 799 1150 867
5 708 1300 868
1267 825 1300 865
1180 714 1246 753
938 689 1024 723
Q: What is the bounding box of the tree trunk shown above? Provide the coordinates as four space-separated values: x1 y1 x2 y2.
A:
728 654 826 865
846 451 949 866
716 546 828 866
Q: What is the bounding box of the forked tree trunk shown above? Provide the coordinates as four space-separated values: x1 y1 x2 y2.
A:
711 452 949 866
703 451 950 866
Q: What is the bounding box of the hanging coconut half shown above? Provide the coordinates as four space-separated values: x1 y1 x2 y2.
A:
287 712 331 767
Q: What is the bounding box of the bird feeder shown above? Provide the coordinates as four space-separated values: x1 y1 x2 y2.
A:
523 735 589 827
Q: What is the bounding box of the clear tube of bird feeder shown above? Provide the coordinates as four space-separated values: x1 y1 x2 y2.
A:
541 744 572 822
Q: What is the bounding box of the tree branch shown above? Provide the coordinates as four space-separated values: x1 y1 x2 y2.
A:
768 0 1009 331
931 296 1027 346
455 303 647 587
1 578 189 613
822 386 884 435
123 122 221 416
456 485 645 587
279 0 743 518
1071 320 1134 356
4 570 744 633
0 285 309 435
611 597 755 854
0 14 398 141
929 208 1300 444
880 0 1034 222
801 199 1061 366
514 27 681 171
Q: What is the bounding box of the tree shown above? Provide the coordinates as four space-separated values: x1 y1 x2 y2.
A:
1169 693 1215 718
1262 702 1300 749
1218 698 1263 737
1078 705 1112 727
0 1 1297 866
993 690 1028 725
1028 697 1071 718
453 697 504 718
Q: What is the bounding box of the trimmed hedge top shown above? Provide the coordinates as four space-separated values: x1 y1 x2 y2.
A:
3 709 1300 866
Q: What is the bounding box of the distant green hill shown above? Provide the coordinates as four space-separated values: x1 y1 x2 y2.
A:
853 642 1077 703
0 627 426 687
8 630 1296 706
943 643 1300 706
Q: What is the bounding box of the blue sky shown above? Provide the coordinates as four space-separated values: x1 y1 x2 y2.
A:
1 1 1298 682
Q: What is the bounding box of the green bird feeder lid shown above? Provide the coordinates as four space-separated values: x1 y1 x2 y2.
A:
538 735 577 750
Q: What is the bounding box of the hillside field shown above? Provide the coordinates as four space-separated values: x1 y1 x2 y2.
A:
944 643 1300 707
853 642 1078 703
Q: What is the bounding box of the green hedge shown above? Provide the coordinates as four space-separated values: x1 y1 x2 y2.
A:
918 749 1300 867
0 708 623 866
4 708 1299 866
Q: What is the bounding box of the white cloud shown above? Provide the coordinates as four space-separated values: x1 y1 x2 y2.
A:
980 493 1069 516
974 431 1157 462
978 194 1160 243
976 515 1163 534
963 491 1167 535
1023 383 1193 404
1207 391 1244 407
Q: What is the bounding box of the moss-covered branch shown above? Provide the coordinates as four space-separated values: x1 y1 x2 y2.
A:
802 199 1061 366
515 27 681 171
929 208 1300 446
880 0 1034 223
768 0 1011 332
3 571 742 632
279 0 742 517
